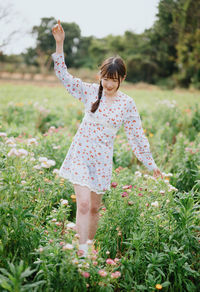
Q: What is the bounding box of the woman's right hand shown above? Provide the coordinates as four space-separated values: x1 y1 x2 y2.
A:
52 19 65 43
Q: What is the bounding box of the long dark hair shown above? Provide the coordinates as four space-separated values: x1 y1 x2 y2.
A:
91 56 127 113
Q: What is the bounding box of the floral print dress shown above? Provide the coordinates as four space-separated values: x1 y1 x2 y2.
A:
51 52 158 195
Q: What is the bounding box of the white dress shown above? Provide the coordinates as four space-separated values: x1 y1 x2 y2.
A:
51 52 158 195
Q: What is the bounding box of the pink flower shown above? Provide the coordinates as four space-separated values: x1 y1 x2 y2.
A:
122 185 132 189
106 258 116 265
102 207 106 211
98 269 107 277
111 271 121 278
82 271 90 278
121 192 128 197
114 258 120 263
93 261 98 266
111 182 118 188
138 193 143 196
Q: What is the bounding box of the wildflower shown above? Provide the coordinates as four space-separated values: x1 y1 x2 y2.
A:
151 201 159 207
27 138 38 146
53 168 59 174
0 132 7 137
111 182 118 188
98 269 107 277
39 157 48 162
53 145 61 149
102 207 106 211
106 258 116 265
67 222 76 229
106 250 110 255
128 201 134 205
140 212 144 217
93 261 98 266
30 157 36 161
33 166 41 171
71 194 76 201
166 199 170 204
41 159 56 168
60 199 68 206
7 148 19 157
114 258 120 263
72 258 79 265
121 192 128 197
111 271 121 278
138 193 143 196
155 283 162 289
21 180 26 185
5 137 16 147
62 243 74 250
81 271 90 278
39 247 44 253
160 190 165 195
122 184 132 189
135 171 142 177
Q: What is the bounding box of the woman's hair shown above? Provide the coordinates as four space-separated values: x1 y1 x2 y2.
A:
91 56 127 113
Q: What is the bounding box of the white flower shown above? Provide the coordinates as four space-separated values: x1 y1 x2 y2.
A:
0 132 7 137
53 169 59 174
27 138 38 146
18 149 28 157
41 159 56 168
164 179 170 184
53 145 61 149
39 157 48 162
30 157 36 161
7 148 19 157
47 160 56 166
160 190 165 195
135 171 142 177
60 199 68 206
166 199 170 204
67 222 76 229
21 180 26 185
62 243 74 250
5 137 16 147
151 201 159 207
33 164 42 170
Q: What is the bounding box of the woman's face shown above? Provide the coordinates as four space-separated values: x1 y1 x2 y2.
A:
101 75 123 97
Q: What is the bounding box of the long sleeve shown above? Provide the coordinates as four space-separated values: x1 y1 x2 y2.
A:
51 52 94 105
123 98 158 172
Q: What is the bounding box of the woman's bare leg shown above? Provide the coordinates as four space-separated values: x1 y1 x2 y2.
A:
74 184 91 244
88 191 103 240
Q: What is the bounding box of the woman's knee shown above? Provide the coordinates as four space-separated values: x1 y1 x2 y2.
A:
78 200 90 215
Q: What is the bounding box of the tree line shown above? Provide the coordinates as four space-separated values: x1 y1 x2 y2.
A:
0 0 199 88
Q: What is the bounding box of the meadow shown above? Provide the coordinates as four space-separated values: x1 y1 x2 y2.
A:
0 82 199 291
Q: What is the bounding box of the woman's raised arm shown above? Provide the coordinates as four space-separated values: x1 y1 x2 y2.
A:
51 20 95 105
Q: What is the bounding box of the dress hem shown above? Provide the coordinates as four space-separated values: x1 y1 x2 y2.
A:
59 171 109 195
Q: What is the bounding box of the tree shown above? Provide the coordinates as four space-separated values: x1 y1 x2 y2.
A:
31 17 81 71
0 1 24 52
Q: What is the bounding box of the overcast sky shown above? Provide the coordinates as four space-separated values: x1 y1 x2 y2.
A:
1 0 160 55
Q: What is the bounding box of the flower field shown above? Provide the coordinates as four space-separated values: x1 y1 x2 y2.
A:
0 83 199 291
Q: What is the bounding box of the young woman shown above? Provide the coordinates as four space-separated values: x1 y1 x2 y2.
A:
52 20 163 258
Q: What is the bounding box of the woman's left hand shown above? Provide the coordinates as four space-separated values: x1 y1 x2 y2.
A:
153 168 164 179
